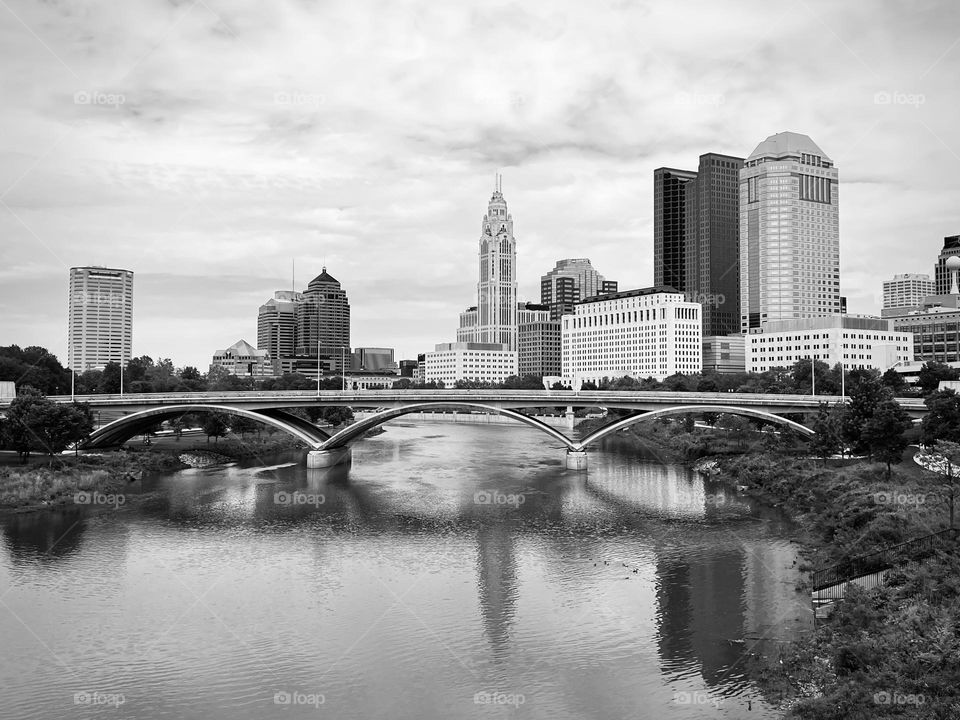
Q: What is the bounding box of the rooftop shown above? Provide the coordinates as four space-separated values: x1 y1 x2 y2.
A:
747 131 831 163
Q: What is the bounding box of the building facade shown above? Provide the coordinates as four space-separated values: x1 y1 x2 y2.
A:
883 273 934 310
294 267 350 372
67 266 134 373
540 258 617 320
458 182 518 350
257 290 302 373
889 297 960 363
424 342 518 386
561 287 702 383
518 319 562 378
934 235 960 295
654 168 698 292
352 347 395 371
739 132 840 330
702 335 746 374
746 316 912 373
210 339 273 378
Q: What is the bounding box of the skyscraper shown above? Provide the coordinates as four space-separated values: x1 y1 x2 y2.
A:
67 266 133 373
257 290 302 371
739 132 840 330
883 273 934 310
294 267 350 372
540 258 617 320
458 180 518 350
684 153 743 336
654 167 697 292
934 236 960 295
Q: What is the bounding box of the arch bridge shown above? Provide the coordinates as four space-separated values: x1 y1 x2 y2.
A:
33 389 915 470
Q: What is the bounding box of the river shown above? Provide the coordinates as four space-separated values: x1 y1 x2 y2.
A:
0 421 810 719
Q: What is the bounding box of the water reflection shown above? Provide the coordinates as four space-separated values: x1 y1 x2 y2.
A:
0 422 809 720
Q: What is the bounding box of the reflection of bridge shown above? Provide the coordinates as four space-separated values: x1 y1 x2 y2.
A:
32 389 926 469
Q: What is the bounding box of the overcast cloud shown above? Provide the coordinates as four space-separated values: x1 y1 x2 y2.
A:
1 0 958 368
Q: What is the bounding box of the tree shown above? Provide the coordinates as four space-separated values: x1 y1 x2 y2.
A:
840 372 891 454
917 361 960 395
930 440 960 528
861 398 910 477
392 378 413 389
811 402 843 461
229 415 260 438
98 362 124 394
320 406 354 426
0 345 72 395
168 416 185 440
717 413 752 449
881 367 908 394
921 389 960 444
201 412 229 443
0 387 93 461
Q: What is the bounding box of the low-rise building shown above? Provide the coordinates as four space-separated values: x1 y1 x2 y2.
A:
424 342 518 386
885 295 960 363
210 339 273 378
702 335 745 374
746 315 912 373
561 286 702 383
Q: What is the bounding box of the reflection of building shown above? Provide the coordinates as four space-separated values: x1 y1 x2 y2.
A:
210 339 273 377
746 315 912 373
654 168 698 293
739 132 840 330
702 335 745 374
883 274 933 311
562 287 702 383
540 258 618 320
351 347 394 371
67 266 134 372
475 524 518 652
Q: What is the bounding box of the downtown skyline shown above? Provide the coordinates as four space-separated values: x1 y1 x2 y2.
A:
2 0 959 369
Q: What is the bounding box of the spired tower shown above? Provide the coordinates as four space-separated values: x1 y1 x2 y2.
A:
474 177 518 349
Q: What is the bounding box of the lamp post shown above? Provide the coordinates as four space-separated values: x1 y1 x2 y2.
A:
811 356 816 396
316 339 321 397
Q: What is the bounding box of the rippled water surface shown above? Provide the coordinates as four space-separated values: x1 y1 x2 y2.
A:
0 422 811 719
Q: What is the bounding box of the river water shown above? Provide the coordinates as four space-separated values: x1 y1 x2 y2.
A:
0 421 810 719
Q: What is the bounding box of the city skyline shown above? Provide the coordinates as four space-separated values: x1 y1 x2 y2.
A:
2 0 959 368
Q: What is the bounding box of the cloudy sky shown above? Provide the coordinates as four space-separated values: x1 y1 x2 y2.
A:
1 0 958 369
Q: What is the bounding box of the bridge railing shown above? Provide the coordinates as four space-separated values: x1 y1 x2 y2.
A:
811 527 959 591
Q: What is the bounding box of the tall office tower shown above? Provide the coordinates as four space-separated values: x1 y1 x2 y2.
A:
67 266 133 373
458 180 518 349
257 290 302 369
540 258 617 320
934 236 960 295
654 167 698 291
739 132 840 330
883 273 934 310
294 267 350 372
684 153 744 336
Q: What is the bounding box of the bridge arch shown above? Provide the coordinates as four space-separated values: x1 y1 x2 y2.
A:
576 405 814 450
320 403 577 451
82 405 331 450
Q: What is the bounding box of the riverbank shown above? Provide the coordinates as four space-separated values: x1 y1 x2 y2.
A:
0 434 306 513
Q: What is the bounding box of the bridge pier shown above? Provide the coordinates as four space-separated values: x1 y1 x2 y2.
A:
565 449 587 471
306 447 352 469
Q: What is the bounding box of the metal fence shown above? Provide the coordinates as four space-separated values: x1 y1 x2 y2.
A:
812 527 959 591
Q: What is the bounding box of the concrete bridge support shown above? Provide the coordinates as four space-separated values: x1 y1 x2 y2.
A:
306 447 352 469
565 449 587 471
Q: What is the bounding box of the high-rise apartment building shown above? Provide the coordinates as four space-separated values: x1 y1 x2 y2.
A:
883 274 934 310
67 266 133 373
294 267 350 372
257 290 302 372
739 132 840 330
458 181 518 349
540 258 617 320
934 236 960 295
654 168 698 292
